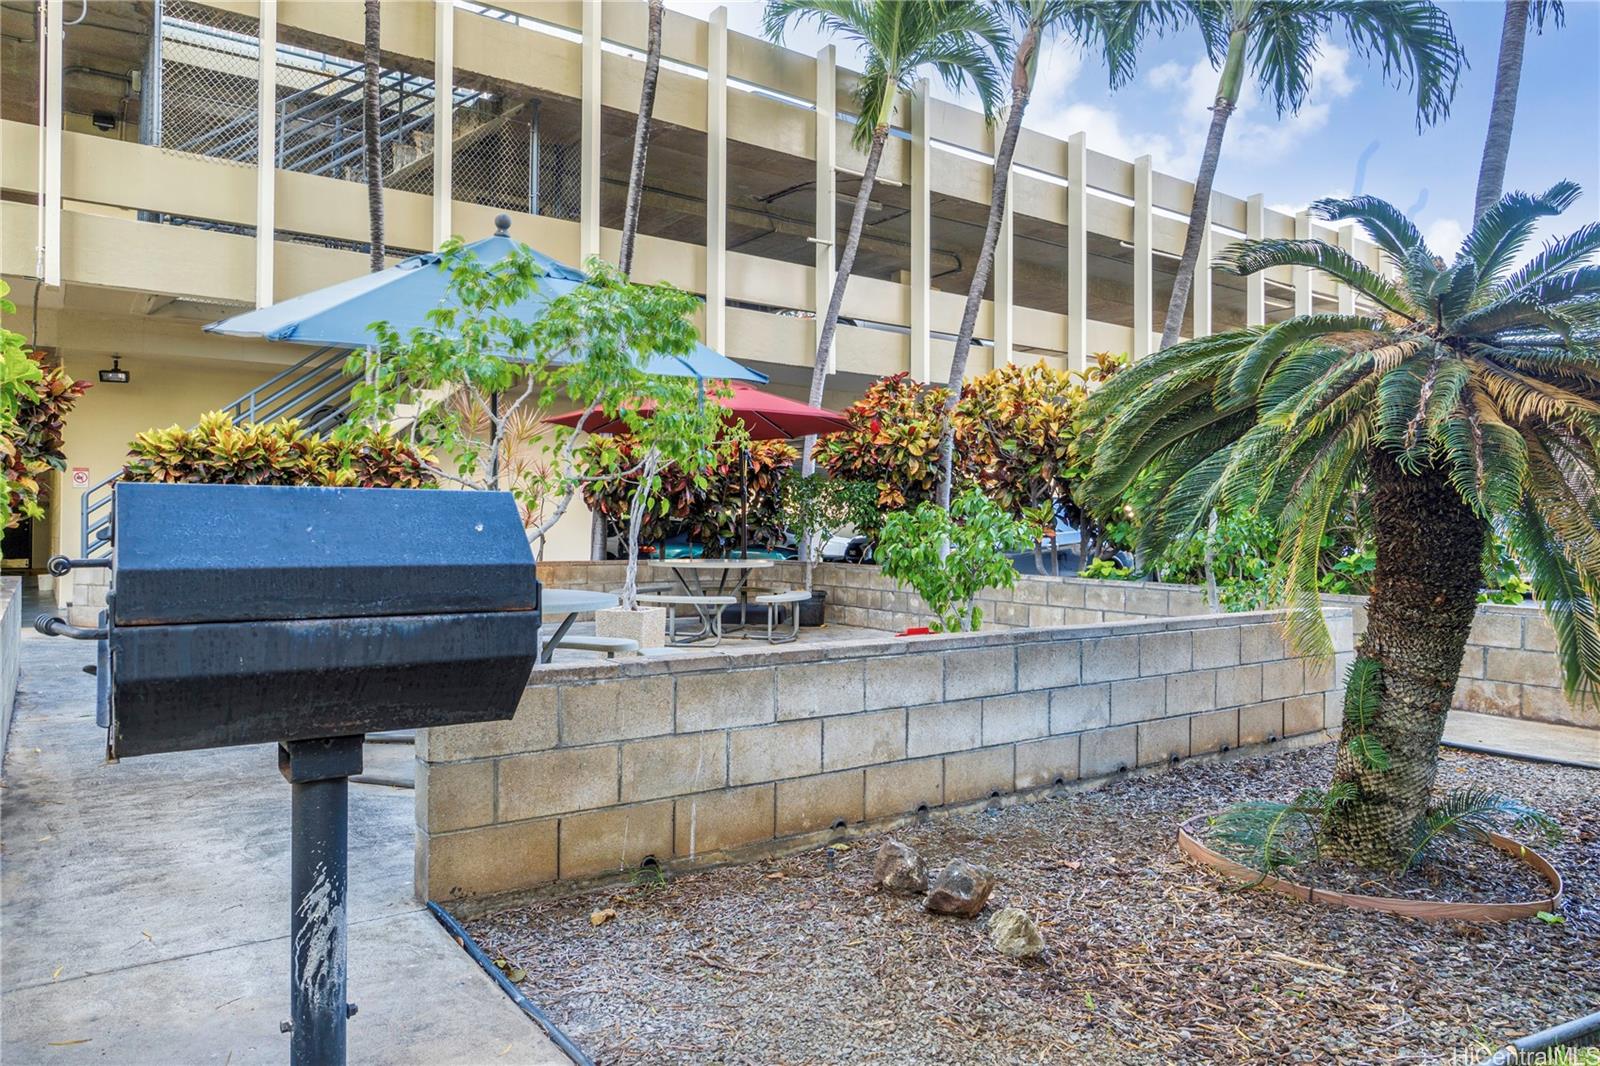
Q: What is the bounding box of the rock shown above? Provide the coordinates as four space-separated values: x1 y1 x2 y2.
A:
872 838 928 894
988 907 1045 958
923 859 996 917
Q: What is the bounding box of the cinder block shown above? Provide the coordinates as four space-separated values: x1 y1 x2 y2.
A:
1165 670 1216 716
991 601 1031 627
1137 716 1190 767
1325 690 1344 731
422 685 558 762
1261 658 1305 700
1283 694 1325 736
1193 626 1241 669
1012 581 1050 605
1017 642 1081 691
1079 725 1137 778
1485 648 1559 687
1124 586 1172 617
981 691 1049 744
558 800 674 879
730 719 822 785
1084 585 1126 613
621 732 728 802
864 757 943 819
1050 684 1110 734
1140 631 1193 676
1215 664 1263 708
676 669 775 731
944 647 1016 700
1028 606 1067 628
1469 612 1523 649
1047 582 1087 608
907 699 982 756
1015 736 1080 790
674 784 776 857
1524 616 1557 652
1454 677 1522 716
1240 623 1287 663
944 747 1015 804
1522 684 1597 728
1167 589 1209 616
1110 676 1166 724
1303 657 1335 693
822 708 906 771
499 745 619 821
775 769 864 835
417 758 495 834
864 654 944 711
560 677 673 746
776 659 865 720
423 819 557 900
1459 646 1486 679
1239 701 1284 745
1189 708 1239 754
1082 635 1140 683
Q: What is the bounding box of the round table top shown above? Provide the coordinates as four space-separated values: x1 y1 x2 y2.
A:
542 588 620 614
656 558 775 570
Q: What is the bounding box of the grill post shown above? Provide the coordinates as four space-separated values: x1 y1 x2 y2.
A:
279 735 364 1066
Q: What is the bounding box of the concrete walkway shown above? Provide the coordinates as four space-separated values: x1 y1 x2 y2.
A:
1445 708 1600 769
1 627 566 1065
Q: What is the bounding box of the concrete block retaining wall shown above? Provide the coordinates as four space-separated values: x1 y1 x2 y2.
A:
415 606 1354 903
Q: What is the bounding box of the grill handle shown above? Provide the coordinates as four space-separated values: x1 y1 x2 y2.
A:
34 615 108 641
47 554 113 577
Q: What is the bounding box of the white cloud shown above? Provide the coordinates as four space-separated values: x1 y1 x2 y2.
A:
1424 217 1466 256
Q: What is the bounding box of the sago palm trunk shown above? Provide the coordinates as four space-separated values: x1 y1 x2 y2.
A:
800 125 889 476
936 23 1038 511
619 0 665 278
362 0 385 272
1473 1 1531 225
1320 450 1486 866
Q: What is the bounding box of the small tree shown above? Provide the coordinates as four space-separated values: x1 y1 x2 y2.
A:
876 489 1032 632
777 474 877 591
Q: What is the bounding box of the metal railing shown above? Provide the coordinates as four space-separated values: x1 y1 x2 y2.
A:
80 347 357 556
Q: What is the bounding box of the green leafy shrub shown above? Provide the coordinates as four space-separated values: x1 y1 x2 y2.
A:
876 489 1032 632
4 350 90 529
123 412 433 488
777 474 878 589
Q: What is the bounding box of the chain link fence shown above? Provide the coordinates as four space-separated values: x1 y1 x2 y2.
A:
156 0 260 164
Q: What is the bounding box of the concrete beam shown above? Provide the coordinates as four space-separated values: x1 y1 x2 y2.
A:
1246 193 1265 326
1132 154 1152 358
1192 195 1212 340
815 44 837 375
909 78 930 381
42 0 64 287
1338 223 1357 315
580 0 602 261
1066 131 1087 371
994 130 1014 367
1294 211 1313 316
432 0 454 249
255 0 277 307
705 7 727 351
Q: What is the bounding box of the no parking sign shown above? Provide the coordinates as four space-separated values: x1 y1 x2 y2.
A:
70 467 89 488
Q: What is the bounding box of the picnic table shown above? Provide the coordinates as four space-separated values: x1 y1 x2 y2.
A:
540 588 619 662
655 558 776 641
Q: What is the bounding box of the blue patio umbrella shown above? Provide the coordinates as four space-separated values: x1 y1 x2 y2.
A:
204 215 767 383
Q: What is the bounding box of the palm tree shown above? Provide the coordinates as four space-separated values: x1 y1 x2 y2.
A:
1473 1 1563 224
362 0 385 272
763 0 1010 474
935 0 1185 509
619 0 666 278
1081 184 1600 865
1156 0 1466 351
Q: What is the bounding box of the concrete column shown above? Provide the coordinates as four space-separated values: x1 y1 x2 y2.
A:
1066 132 1088 372
994 147 1014 366
909 78 931 381
1192 198 1212 339
1132 154 1153 358
432 0 454 250
255 0 277 308
41 0 64 286
1246 194 1265 326
704 6 728 351
1294 211 1313 316
580 0 602 261
1338 224 1358 314
814 45 837 374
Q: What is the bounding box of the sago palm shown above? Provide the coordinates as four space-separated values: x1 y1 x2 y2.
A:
1082 183 1600 865
763 0 1010 473
1157 0 1466 350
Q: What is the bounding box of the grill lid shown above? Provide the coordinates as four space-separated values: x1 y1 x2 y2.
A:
111 483 538 626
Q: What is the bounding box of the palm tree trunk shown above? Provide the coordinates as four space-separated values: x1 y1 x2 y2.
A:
1473 1 1531 225
1320 450 1485 867
799 125 890 476
936 23 1038 510
618 0 665 278
1158 98 1233 349
362 0 385 273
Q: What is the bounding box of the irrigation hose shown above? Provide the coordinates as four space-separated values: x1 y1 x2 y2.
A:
426 901 595 1066
1484 1008 1600 1064
1441 738 1600 772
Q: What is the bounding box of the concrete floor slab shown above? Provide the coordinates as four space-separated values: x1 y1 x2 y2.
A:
2 629 565 1065
1445 709 1600 769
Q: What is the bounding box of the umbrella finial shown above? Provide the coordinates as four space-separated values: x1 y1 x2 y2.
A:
494 213 512 236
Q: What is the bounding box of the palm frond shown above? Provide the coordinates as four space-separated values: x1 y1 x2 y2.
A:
1310 195 1427 264
1405 787 1562 871
1460 182 1584 290
1215 239 1420 319
1322 0 1466 130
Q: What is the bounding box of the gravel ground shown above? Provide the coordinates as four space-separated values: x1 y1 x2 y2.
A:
469 745 1599 1065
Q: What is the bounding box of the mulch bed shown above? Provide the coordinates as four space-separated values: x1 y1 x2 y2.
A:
468 745 1599 1065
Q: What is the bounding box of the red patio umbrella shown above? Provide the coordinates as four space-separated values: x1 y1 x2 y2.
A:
547 383 853 558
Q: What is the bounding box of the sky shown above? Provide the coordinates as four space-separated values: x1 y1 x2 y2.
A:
669 0 1600 256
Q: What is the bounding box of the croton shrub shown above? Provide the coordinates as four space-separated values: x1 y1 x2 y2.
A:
578 432 797 554
3 349 90 528
123 412 434 488
819 372 952 530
